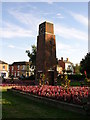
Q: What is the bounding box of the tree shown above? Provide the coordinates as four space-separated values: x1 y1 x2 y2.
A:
74 64 80 74
26 45 37 74
80 52 90 78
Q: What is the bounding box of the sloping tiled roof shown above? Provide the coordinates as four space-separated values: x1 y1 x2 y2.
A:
58 60 73 66
0 60 8 64
64 60 73 64
11 61 30 65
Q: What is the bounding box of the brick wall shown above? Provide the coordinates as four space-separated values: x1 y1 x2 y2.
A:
36 21 57 81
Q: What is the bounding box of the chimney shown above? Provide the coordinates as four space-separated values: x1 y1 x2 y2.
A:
61 57 63 61
66 58 69 61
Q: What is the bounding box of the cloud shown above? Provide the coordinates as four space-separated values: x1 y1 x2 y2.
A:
56 42 77 56
4 9 45 38
55 23 88 41
1 8 45 39
70 12 88 26
8 45 15 48
56 41 88 64
47 0 53 4
1 22 35 38
8 10 44 30
56 42 71 50
8 44 26 50
2 7 87 42
56 13 64 19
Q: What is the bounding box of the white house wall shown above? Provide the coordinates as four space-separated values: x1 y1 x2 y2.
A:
65 63 74 74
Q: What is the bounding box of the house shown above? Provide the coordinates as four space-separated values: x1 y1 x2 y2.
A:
0 60 9 78
9 61 31 78
57 57 74 74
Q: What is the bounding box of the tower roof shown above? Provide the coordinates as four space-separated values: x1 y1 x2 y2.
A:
39 21 53 26
44 21 53 24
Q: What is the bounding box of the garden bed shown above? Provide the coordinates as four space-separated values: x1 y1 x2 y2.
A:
8 85 90 115
3 89 89 119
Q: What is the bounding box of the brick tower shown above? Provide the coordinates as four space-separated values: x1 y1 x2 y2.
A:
36 21 57 84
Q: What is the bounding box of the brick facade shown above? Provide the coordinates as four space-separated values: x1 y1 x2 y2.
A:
57 58 74 74
9 61 30 77
36 21 57 81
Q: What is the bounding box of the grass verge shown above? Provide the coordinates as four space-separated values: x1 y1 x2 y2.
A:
1 89 90 119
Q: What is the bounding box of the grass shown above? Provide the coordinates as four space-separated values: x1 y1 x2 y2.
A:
1 89 90 119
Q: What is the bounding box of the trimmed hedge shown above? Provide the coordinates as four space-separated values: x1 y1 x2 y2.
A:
19 75 35 80
68 74 85 81
25 75 35 80
58 74 86 81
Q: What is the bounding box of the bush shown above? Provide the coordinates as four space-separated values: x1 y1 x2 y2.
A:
25 75 35 80
87 74 90 78
68 74 85 81
19 75 35 80
58 74 85 81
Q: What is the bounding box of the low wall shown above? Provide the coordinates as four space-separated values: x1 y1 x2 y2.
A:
8 88 89 115
3 79 35 85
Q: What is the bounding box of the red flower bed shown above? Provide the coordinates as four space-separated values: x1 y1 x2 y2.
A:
0 83 17 87
13 85 89 105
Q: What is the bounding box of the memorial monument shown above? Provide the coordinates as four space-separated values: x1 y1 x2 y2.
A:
36 21 57 85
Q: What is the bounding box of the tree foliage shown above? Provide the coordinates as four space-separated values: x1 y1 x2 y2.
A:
74 64 80 74
26 45 37 69
80 52 90 77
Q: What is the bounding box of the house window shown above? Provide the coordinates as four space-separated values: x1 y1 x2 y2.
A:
12 66 14 71
1 73 6 77
17 71 19 76
3 65 5 70
68 65 71 68
68 65 71 70
17 65 20 70
14 71 16 77
1 73 6 78
22 65 25 70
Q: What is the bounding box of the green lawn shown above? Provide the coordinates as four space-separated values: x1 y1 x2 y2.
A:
1 89 90 119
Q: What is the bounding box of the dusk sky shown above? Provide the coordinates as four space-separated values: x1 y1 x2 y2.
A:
0 1 88 65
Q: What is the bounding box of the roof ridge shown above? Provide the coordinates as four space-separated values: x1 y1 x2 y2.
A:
0 60 8 64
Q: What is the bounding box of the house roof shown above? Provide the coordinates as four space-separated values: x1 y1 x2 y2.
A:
64 60 73 64
58 59 73 65
0 60 8 64
11 61 30 66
